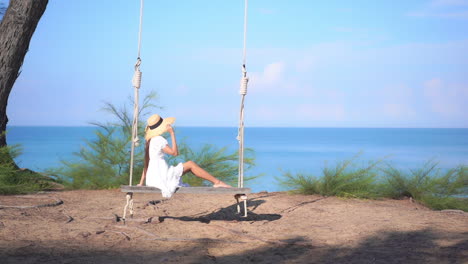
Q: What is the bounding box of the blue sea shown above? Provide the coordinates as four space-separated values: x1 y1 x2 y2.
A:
6 126 468 193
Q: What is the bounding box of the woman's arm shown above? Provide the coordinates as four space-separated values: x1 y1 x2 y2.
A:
138 170 146 186
162 124 179 156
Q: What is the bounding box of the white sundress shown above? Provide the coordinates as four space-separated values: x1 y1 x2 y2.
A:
145 136 184 198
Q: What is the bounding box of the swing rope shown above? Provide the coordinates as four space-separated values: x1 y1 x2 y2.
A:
237 0 249 188
129 0 144 186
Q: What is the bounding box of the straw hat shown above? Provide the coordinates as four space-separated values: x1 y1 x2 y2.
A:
144 114 176 141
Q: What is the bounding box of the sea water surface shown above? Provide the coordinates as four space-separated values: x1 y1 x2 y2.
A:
6 126 468 193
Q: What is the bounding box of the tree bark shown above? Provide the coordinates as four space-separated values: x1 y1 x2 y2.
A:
0 0 48 166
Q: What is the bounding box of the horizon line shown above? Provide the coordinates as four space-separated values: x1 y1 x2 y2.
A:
6 125 468 129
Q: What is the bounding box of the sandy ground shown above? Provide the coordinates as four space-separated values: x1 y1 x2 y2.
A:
0 189 467 264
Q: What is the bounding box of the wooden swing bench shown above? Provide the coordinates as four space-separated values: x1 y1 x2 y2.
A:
121 185 251 221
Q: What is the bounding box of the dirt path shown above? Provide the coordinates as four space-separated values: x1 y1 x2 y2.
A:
0 189 467 263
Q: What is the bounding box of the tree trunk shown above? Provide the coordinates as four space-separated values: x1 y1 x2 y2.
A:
0 0 48 166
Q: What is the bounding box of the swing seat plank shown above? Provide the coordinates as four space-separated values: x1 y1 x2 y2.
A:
121 185 251 194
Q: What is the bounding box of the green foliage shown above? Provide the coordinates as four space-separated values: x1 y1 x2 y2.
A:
50 127 140 189
48 91 161 189
167 141 258 186
279 155 468 211
279 171 318 194
0 144 22 193
380 162 468 211
278 154 381 198
0 144 56 194
0 139 21 165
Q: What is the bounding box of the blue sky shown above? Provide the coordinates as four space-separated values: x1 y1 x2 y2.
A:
3 0 468 127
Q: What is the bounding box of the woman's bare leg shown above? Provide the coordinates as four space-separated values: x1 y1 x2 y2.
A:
182 161 231 188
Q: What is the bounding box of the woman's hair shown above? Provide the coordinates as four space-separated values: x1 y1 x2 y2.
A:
144 138 151 177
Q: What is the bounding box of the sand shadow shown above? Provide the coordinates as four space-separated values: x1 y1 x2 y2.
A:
2 229 466 263
158 199 282 223
193 228 468 263
314 229 468 264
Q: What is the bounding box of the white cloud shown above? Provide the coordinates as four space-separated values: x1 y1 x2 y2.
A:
249 60 348 99
250 62 285 87
249 62 314 96
423 78 468 117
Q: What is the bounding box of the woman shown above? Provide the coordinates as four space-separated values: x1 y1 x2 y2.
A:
138 114 231 197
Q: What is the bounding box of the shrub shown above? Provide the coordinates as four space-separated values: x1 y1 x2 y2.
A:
279 154 382 199
279 156 468 212
0 144 56 194
380 162 468 211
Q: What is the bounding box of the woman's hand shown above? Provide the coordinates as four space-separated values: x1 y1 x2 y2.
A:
162 123 178 156
166 124 174 134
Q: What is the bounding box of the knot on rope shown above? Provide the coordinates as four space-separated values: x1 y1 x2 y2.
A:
133 136 140 147
132 58 142 88
240 76 249 95
240 64 248 95
132 70 142 89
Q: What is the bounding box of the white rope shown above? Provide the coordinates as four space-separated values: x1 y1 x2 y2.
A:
237 96 246 188
137 0 144 59
122 193 133 221
242 0 248 66
237 0 249 188
129 0 144 186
